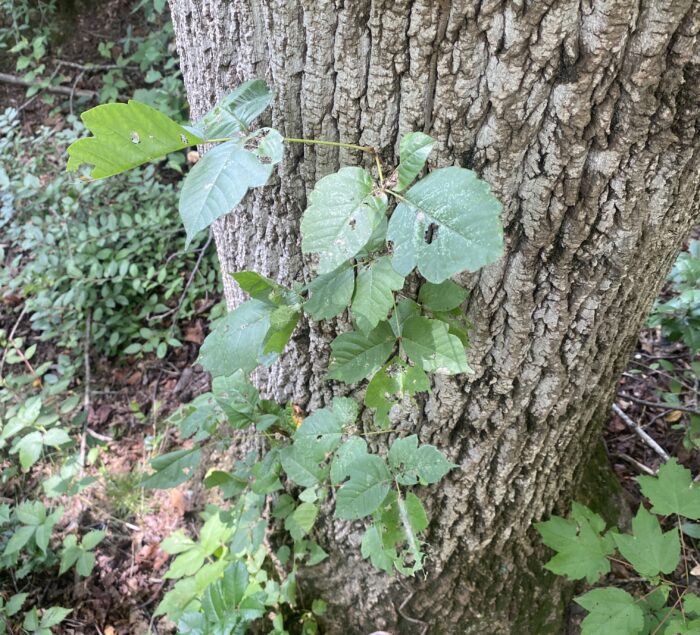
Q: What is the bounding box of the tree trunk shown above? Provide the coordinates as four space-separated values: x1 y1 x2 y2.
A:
169 1 700 632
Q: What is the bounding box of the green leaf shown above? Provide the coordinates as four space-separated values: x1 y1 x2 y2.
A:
388 435 456 485
81 529 106 550
199 299 275 377
395 132 435 191
389 298 420 337
335 454 391 520
418 280 469 312
613 506 680 577
59 539 82 575
230 271 285 304
15 501 46 525
351 256 405 333
304 264 355 321
387 167 503 283
301 167 386 274
39 606 72 628
361 525 395 573
402 316 469 374
161 530 196 555
179 130 282 246
279 444 325 488
285 502 318 540
404 492 429 533
365 359 430 428
638 459 700 519
6 593 27 617
43 427 71 447
576 588 645 635
195 80 272 139
14 431 43 470
66 100 202 179
330 437 369 485
294 404 346 455
263 305 300 354
535 503 615 584
142 448 202 489
327 321 395 383
3 525 35 556
76 550 96 576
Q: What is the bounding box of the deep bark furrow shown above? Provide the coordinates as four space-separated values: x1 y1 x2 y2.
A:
169 0 700 631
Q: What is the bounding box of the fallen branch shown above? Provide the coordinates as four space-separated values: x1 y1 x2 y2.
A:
615 452 657 476
612 403 670 462
0 72 97 99
618 392 700 416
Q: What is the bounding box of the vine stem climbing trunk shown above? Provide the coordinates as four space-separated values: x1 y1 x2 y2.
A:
169 1 700 632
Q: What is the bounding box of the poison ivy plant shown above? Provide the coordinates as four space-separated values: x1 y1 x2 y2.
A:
66 78 504 633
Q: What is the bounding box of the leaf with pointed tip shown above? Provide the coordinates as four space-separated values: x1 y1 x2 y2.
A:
230 271 284 304
395 132 435 191
330 437 369 485
194 80 272 139
199 299 275 377
402 316 470 374
301 167 386 273
351 257 405 333
418 280 469 312
304 264 355 321
335 454 392 520
142 448 202 489
613 506 680 577
327 321 396 383
365 359 430 428
388 167 503 282
638 459 700 520
361 525 395 573
535 503 615 583
279 444 326 488
263 305 300 354
576 588 645 635
388 435 456 485
66 100 203 179
179 129 283 246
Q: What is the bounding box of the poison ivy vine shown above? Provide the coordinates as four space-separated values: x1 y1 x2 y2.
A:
66 79 504 633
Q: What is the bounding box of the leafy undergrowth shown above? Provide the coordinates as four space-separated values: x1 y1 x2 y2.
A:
560 239 700 634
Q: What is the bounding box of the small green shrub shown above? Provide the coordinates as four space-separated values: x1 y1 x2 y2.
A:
0 107 220 359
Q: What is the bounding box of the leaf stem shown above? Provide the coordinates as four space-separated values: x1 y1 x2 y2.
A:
375 154 385 184
283 137 376 155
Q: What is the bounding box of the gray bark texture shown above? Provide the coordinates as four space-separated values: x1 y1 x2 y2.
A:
168 0 700 632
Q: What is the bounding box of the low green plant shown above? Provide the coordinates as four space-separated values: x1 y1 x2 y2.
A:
537 460 700 635
649 240 700 353
65 79 504 631
0 107 220 360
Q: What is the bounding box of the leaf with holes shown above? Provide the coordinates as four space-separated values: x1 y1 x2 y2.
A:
335 454 392 520
67 100 203 179
327 321 396 383
304 264 355 321
395 131 435 191
194 79 272 139
179 129 283 246
301 167 386 274
402 316 470 374
388 435 456 485
387 167 503 283
365 359 430 428
351 256 405 333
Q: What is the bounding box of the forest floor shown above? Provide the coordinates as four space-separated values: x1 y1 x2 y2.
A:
2 2 700 634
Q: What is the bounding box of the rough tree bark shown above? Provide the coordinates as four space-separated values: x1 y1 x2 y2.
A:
169 1 700 632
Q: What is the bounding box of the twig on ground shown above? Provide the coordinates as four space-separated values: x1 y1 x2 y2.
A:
618 392 700 416
612 403 670 462
0 72 97 99
615 452 656 475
